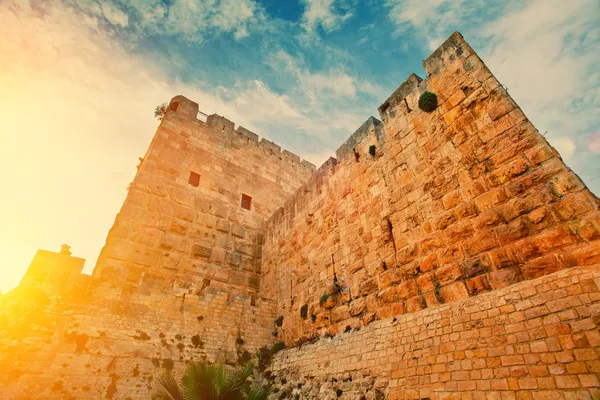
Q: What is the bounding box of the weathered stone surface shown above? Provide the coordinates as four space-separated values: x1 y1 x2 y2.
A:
2 32 600 400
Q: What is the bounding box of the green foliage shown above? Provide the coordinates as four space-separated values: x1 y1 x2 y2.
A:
418 91 438 112
319 294 330 306
238 350 252 366
256 346 273 372
300 304 308 320
273 341 285 353
151 361 272 400
274 316 284 327
154 103 168 121
369 145 376 156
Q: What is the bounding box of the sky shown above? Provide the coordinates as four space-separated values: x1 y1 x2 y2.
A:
0 0 598 293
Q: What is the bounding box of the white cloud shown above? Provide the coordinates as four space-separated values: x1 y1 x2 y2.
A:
300 0 352 37
271 50 382 101
550 137 576 160
123 0 261 42
100 1 128 27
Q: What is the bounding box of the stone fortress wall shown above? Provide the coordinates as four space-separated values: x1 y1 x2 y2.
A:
261 32 600 399
0 32 599 400
0 95 315 399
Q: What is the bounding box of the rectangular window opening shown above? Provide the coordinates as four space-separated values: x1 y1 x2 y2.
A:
188 171 200 187
241 193 252 211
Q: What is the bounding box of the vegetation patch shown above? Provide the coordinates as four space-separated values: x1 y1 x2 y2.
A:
319 294 330 306
273 341 286 353
418 91 438 112
151 360 272 400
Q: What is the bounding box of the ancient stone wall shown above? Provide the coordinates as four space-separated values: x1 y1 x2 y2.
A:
0 274 275 399
268 265 600 400
261 32 600 346
0 97 315 399
93 95 314 293
2 31 600 400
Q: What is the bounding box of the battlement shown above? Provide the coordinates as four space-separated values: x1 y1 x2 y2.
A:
165 96 316 173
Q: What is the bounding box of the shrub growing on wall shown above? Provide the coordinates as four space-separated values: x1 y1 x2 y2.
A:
418 91 438 112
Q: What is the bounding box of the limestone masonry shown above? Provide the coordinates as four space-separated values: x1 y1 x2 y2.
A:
1 32 599 400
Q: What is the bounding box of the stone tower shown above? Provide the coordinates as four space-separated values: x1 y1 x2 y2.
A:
93 96 315 295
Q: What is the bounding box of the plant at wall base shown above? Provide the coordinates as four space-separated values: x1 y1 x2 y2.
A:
320 294 331 306
418 92 438 112
154 103 168 121
152 361 272 400
300 304 308 320
273 341 285 353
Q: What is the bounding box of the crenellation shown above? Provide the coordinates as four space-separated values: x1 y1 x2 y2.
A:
335 116 382 162
235 125 259 142
377 73 422 121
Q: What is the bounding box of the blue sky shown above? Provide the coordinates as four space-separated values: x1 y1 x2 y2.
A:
0 0 598 291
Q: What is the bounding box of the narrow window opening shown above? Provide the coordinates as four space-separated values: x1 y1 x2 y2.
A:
241 194 252 210
188 171 200 187
169 102 179 112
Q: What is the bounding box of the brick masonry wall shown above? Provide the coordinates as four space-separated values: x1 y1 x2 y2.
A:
261 32 600 346
268 265 600 400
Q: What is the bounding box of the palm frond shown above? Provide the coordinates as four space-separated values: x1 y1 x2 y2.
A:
245 384 273 400
152 373 183 400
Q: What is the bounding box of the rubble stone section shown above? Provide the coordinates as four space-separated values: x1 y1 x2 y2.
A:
261 32 600 346
269 265 600 400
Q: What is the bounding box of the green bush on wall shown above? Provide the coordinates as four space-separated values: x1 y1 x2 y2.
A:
418 91 438 112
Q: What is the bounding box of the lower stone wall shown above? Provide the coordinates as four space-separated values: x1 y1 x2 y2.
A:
0 279 275 400
268 265 600 400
